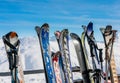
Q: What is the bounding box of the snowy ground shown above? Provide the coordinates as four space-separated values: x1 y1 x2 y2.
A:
0 32 120 83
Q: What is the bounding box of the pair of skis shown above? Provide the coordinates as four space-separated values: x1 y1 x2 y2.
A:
3 32 24 83
57 29 73 83
35 24 73 83
100 26 118 83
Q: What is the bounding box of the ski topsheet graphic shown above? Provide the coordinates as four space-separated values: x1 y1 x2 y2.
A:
2 32 24 83
35 23 56 83
59 29 73 83
100 26 118 83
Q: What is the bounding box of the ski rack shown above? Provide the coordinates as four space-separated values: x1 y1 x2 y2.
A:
0 67 120 83
0 66 80 76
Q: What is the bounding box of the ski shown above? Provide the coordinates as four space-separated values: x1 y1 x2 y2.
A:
59 29 73 83
55 30 82 83
70 33 93 83
35 23 56 83
85 22 104 83
86 22 100 66
52 51 63 83
81 24 96 83
2 32 24 83
54 31 65 83
100 25 118 83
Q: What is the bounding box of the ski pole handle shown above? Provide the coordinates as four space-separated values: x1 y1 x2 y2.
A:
99 49 103 62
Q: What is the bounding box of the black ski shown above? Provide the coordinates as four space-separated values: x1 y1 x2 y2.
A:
2 32 24 83
70 33 93 83
100 25 118 83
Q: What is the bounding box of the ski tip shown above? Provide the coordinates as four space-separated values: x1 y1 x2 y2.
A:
54 31 61 37
87 22 93 30
56 51 61 55
9 32 18 38
70 33 76 37
106 25 112 29
35 26 40 29
52 51 61 61
64 29 68 32
41 23 49 28
87 21 93 26
35 26 40 30
70 33 79 40
35 26 41 34
104 25 112 35
87 22 93 27
100 25 112 33
2 31 18 41
61 29 69 36
105 25 112 31
52 51 61 57
89 21 93 24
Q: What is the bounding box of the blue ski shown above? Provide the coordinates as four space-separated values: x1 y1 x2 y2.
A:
35 23 56 83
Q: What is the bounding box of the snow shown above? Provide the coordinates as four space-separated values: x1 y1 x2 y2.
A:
0 33 120 82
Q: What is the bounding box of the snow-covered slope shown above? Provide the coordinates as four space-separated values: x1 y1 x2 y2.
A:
0 33 120 82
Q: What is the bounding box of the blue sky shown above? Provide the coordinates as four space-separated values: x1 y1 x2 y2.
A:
0 0 120 41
